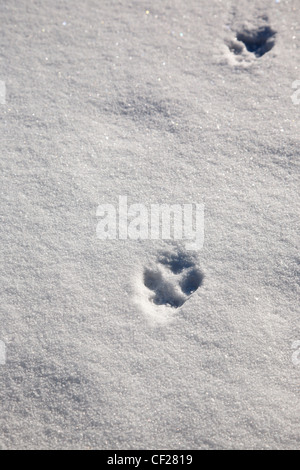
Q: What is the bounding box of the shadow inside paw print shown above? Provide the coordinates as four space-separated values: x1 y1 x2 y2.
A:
227 20 276 60
143 251 203 309
236 25 276 57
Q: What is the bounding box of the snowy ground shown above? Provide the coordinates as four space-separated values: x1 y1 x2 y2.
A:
0 0 299 450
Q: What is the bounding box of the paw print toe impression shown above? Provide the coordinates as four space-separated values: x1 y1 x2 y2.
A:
143 251 203 311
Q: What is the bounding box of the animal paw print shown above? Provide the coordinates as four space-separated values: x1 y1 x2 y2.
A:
224 16 276 67
143 251 203 310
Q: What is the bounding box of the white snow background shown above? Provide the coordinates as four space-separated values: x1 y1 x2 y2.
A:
0 0 299 449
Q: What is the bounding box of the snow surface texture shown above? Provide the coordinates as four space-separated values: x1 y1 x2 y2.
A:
0 0 299 450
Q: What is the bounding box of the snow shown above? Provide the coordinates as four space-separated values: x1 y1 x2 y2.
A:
0 0 299 449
